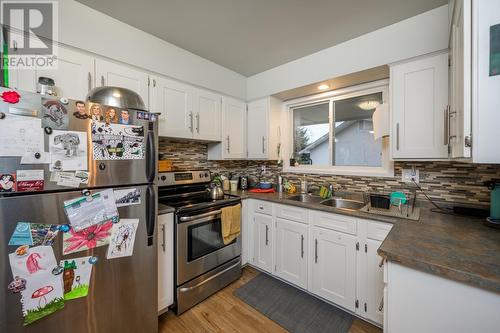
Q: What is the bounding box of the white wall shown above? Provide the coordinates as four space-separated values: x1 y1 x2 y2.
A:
56 0 246 100
247 5 449 101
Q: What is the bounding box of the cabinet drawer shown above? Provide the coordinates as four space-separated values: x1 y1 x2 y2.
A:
275 204 308 224
250 200 272 215
367 221 393 241
310 211 357 235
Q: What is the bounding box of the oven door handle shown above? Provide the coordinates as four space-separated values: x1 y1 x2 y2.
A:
179 209 222 222
178 259 241 292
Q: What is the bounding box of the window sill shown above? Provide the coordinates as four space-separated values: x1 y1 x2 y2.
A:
281 163 395 178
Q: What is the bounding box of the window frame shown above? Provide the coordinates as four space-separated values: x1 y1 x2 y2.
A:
283 79 394 177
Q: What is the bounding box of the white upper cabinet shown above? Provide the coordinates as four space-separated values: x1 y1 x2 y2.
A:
37 46 95 101
391 52 449 159
95 58 149 107
247 97 282 160
150 76 194 139
310 226 356 312
275 218 308 289
449 0 472 159
208 96 246 159
471 0 500 163
193 88 221 141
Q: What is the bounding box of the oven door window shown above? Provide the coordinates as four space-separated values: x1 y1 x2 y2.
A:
187 218 235 261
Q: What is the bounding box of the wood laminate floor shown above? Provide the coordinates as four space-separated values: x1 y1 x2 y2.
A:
159 267 382 333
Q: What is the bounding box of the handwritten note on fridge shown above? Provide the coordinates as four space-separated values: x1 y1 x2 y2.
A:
0 115 45 157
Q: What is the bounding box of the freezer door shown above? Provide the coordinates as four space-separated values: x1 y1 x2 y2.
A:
0 185 157 333
0 88 158 192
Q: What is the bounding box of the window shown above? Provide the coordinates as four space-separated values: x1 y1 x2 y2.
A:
287 81 392 177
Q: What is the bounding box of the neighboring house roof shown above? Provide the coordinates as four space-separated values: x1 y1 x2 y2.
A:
299 120 355 154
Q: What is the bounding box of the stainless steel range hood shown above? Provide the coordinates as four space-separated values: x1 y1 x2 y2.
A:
86 86 146 111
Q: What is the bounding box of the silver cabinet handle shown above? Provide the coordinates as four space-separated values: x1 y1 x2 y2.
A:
195 113 200 134
262 136 265 154
101 75 105 86
226 136 230 153
301 234 304 258
314 239 318 263
153 79 156 87
265 225 269 246
444 106 449 145
379 257 385 268
396 123 400 150
13 40 18 51
161 224 166 252
379 297 384 312
188 112 193 132
88 72 92 91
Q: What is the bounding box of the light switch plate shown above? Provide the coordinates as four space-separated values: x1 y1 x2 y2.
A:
402 169 419 184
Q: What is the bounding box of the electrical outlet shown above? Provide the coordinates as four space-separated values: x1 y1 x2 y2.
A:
261 165 266 172
402 169 419 184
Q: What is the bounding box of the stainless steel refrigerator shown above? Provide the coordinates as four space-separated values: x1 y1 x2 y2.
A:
0 86 158 333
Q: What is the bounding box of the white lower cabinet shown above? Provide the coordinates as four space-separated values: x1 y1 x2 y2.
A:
253 212 273 273
246 199 392 327
158 213 174 313
275 218 308 289
310 226 357 312
365 239 384 324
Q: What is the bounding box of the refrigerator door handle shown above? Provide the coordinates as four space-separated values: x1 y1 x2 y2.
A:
146 129 156 183
146 185 156 246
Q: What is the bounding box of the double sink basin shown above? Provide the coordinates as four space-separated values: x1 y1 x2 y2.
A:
285 193 366 211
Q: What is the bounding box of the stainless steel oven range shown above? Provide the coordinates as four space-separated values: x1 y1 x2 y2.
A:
158 170 242 314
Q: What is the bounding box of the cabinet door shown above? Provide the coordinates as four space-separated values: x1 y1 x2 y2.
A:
253 212 273 273
275 218 308 288
247 98 269 159
158 213 174 312
36 46 94 101
222 97 246 159
391 53 449 159
6 31 37 92
449 0 472 159
311 227 356 311
150 76 193 138
95 58 149 107
193 88 221 141
365 239 384 325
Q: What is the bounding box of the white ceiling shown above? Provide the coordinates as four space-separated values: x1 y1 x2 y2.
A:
76 0 447 76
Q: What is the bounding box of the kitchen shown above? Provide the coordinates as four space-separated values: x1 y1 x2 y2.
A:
1 0 500 333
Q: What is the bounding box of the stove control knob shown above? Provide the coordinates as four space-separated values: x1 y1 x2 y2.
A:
160 175 166 181
205 172 209 178
199 173 204 178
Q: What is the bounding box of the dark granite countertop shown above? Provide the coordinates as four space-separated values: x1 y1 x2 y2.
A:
229 190 500 294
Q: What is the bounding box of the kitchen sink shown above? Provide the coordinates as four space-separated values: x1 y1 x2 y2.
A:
286 194 324 204
320 198 365 210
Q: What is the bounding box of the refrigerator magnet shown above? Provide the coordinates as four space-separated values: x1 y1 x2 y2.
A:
41 98 69 130
16 169 44 192
114 188 141 207
105 107 119 124
51 265 63 276
7 276 27 293
72 101 88 119
0 173 16 192
1 90 21 104
88 256 98 265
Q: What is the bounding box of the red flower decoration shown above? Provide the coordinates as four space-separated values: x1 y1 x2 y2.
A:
64 221 113 254
1 90 21 104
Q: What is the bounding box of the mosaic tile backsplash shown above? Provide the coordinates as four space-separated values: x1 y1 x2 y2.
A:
159 138 500 206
